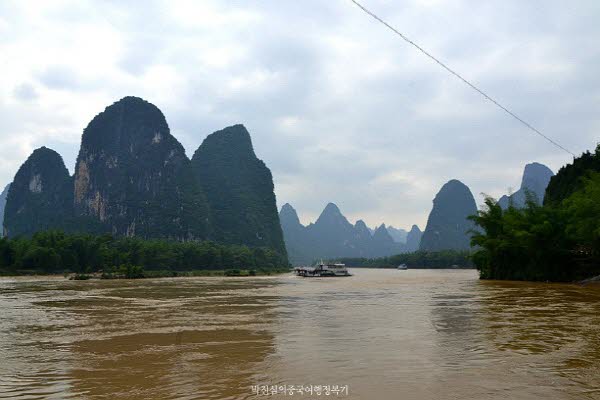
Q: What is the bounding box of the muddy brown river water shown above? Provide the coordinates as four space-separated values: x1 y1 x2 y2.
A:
1 269 599 399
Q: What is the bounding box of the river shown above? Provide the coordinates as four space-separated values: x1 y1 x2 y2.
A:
0 269 599 399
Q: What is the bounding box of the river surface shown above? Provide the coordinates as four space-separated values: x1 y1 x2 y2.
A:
1 269 600 400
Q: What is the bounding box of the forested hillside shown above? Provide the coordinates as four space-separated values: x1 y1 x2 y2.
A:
2 97 287 265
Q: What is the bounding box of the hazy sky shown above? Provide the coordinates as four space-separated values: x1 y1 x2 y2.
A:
1 1 598 229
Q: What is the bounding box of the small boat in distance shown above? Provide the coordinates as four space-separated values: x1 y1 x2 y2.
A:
397 264 408 270
294 262 352 277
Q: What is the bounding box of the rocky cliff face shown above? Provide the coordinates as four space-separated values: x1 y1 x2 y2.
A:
405 224 422 252
191 124 286 255
4 147 73 237
498 162 554 209
4 97 286 260
73 96 211 239
419 179 477 251
0 184 10 232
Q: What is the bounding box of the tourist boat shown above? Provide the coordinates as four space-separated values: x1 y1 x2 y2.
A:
294 262 352 277
397 264 408 270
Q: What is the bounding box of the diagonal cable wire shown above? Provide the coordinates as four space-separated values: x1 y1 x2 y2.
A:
349 0 575 157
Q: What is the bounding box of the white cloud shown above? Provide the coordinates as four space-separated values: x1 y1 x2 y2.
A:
0 0 595 229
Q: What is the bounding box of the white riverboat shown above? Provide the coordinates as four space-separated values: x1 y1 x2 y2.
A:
294 262 352 277
397 264 408 270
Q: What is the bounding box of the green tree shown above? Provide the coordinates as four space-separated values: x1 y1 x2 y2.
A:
563 173 600 269
22 246 60 272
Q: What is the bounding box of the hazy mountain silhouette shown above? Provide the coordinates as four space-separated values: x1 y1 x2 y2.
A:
405 224 422 252
280 203 408 265
420 179 477 251
498 162 554 209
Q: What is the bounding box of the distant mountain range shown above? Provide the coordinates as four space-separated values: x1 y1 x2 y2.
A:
280 164 556 264
2 97 286 257
279 202 422 265
0 97 556 268
386 226 408 243
369 224 420 246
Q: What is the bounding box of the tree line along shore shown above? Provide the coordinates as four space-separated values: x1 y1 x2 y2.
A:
0 231 289 279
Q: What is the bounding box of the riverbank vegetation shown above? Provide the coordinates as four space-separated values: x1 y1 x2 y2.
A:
68 266 290 280
0 231 289 277
336 250 473 269
470 145 600 282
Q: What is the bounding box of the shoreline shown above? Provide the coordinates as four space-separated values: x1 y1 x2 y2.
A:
0 268 292 280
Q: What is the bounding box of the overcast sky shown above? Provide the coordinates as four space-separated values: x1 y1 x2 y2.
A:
1 0 598 229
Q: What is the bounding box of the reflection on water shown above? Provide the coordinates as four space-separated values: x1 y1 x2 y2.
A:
1 270 599 399
0 279 280 400
429 279 600 399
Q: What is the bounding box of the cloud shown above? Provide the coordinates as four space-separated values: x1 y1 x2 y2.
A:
37 65 85 91
12 83 38 101
0 0 596 229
